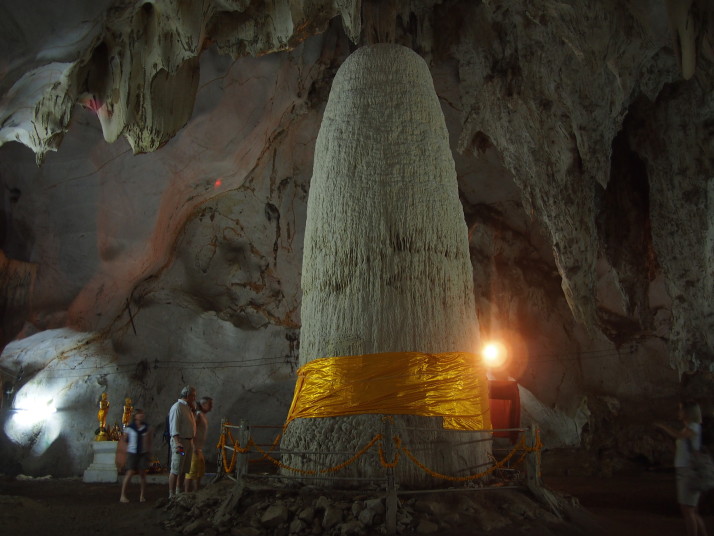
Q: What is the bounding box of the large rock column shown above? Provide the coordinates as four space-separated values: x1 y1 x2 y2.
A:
282 43 491 487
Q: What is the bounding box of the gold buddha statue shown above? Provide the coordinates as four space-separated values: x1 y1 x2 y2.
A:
95 392 110 441
121 397 133 429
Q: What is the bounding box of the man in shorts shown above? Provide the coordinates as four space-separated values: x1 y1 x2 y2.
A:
168 385 196 498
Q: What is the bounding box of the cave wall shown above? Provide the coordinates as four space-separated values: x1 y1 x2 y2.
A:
0 0 712 475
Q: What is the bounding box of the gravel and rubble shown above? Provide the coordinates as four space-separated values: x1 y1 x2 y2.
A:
159 477 579 536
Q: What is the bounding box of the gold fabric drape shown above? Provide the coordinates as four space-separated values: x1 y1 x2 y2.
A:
285 352 491 430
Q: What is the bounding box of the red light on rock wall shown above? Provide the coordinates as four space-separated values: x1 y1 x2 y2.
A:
86 98 103 113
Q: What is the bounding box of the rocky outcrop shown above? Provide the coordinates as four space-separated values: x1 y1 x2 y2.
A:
0 0 362 161
628 83 714 372
161 478 571 536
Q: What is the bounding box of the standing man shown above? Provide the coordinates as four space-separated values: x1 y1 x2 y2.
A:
168 385 196 498
185 396 213 491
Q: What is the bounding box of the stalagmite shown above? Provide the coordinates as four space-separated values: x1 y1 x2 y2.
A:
280 44 491 487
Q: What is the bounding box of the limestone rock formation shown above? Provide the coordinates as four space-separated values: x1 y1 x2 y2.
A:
0 0 362 161
0 0 712 478
279 44 490 485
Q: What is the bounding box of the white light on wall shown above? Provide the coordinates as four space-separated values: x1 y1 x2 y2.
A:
13 398 57 427
5 385 62 455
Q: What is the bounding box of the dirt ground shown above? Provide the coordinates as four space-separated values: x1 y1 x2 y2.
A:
0 470 712 535
545 471 714 536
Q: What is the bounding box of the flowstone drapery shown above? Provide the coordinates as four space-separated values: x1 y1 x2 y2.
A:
279 44 491 487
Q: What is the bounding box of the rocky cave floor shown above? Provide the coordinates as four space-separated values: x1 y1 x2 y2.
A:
1 461 713 536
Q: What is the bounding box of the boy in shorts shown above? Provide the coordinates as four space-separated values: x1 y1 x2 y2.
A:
120 408 152 503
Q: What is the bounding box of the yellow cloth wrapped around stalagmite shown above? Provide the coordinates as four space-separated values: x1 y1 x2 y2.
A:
286 352 491 431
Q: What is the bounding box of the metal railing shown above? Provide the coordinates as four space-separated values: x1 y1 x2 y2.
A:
215 417 544 534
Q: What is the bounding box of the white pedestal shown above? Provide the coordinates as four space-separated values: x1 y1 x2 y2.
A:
83 441 118 483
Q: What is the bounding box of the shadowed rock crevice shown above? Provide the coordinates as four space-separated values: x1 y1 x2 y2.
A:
596 119 657 334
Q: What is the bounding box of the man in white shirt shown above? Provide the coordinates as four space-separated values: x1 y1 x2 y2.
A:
185 396 213 491
168 385 196 498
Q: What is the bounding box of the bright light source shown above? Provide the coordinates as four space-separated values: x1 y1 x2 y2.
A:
5 387 62 456
482 341 507 369
13 398 57 428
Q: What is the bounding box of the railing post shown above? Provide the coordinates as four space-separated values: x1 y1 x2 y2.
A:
525 425 541 490
216 418 226 478
383 417 397 535
524 424 561 517
236 419 250 480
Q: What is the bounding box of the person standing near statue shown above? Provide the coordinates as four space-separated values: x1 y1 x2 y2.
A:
119 408 152 503
185 396 213 491
168 385 196 498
